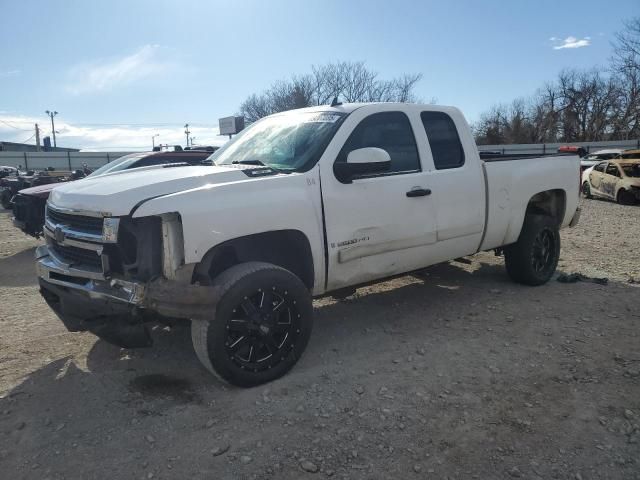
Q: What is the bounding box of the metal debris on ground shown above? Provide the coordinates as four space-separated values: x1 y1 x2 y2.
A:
557 273 608 285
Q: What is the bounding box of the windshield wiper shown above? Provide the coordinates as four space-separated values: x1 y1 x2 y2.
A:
232 159 265 166
229 159 293 174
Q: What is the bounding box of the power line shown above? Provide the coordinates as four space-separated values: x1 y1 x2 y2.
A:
19 133 36 143
0 119 32 131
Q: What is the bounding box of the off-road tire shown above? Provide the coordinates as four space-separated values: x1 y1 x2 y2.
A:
504 214 560 286
191 261 313 387
582 181 592 199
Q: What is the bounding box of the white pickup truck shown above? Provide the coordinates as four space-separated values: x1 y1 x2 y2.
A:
36 102 581 386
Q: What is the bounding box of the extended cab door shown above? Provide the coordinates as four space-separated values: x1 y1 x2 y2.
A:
417 110 485 255
320 107 438 290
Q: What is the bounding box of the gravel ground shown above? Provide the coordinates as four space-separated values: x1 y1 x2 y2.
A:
0 197 639 480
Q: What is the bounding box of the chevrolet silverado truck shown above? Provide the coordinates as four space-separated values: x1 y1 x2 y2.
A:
36 102 581 387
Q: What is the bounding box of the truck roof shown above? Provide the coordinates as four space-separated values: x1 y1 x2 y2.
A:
272 102 461 116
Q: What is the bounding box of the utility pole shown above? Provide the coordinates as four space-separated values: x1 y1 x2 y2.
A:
152 133 159 150
184 123 191 148
35 123 41 152
45 110 58 148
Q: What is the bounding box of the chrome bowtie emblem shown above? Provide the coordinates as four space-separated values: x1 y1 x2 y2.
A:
54 226 65 243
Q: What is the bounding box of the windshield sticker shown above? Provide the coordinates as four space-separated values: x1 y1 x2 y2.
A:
304 113 342 123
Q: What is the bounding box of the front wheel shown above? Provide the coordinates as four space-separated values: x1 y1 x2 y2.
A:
582 181 592 199
504 215 560 286
191 262 313 387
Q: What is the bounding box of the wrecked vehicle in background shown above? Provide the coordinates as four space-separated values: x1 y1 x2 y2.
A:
12 150 216 238
0 166 20 178
580 148 623 170
1 170 67 209
582 158 640 204
36 102 580 387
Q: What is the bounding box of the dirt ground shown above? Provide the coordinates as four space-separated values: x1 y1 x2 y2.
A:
0 198 639 480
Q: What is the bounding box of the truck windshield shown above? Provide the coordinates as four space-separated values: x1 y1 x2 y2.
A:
210 111 346 171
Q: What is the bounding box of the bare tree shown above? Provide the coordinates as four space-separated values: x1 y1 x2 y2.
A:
239 61 423 122
613 17 640 71
610 17 640 139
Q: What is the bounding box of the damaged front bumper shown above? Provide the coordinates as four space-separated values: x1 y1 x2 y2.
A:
36 245 219 348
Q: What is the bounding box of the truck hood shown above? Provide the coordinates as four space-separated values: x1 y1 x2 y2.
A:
48 165 248 216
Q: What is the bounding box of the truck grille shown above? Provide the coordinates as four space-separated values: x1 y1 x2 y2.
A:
47 208 103 235
51 242 102 269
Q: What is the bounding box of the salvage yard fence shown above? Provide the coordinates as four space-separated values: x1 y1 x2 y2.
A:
476 139 640 155
1 138 640 171
0 152 133 171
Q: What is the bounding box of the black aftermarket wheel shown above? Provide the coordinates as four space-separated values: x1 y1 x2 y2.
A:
504 215 560 286
191 262 313 387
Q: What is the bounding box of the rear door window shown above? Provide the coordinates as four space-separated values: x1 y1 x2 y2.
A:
420 111 465 170
593 162 606 173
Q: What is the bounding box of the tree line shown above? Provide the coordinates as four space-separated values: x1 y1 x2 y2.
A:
474 18 640 145
239 61 423 123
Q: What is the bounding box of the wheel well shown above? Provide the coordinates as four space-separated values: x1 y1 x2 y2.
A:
525 189 566 225
193 230 315 289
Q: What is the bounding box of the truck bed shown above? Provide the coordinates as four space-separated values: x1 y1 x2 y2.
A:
478 153 580 252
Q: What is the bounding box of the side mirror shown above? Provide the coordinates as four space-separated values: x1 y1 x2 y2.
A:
334 147 391 183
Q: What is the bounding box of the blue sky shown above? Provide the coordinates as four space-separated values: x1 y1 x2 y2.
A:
0 0 637 150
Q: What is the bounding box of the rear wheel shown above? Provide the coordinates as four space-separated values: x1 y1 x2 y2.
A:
504 215 560 286
582 181 592 199
191 262 313 387
617 189 635 205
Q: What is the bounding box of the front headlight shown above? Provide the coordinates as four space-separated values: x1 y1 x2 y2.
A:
102 217 120 242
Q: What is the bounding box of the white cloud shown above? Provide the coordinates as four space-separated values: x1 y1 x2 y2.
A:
66 45 176 94
551 36 591 50
0 114 227 151
0 69 20 78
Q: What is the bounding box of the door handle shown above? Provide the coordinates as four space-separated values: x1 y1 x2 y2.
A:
406 188 431 197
